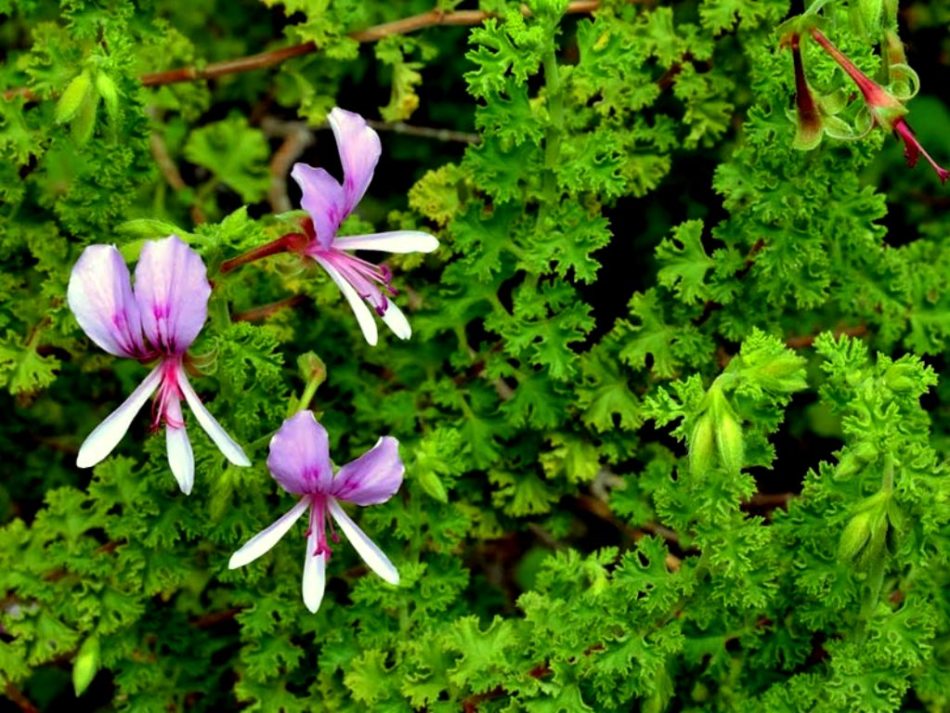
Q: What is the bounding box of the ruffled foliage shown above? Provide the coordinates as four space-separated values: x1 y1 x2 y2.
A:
1 0 948 710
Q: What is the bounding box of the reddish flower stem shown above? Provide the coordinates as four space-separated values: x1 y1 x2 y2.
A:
809 28 899 110
218 232 309 274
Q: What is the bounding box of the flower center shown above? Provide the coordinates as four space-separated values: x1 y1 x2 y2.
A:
150 358 184 431
306 495 339 559
314 247 397 316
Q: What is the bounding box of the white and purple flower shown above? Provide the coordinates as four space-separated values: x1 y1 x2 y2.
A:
291 108 439 346
67 235 250 494
228 410 403 613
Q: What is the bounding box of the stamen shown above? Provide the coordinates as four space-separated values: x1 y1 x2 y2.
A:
316 247 397 315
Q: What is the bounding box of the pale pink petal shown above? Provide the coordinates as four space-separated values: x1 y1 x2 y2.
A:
331 437 404 506
302 531 327 613
178 370 250 467
315 255 379 346
165 401 195 495
328 108 381 215
333 231 439 254
228 498 310 569
134 235 211 355
76 366 162 468
291 163 346 250
266 411 333 494
380 301 411 341
67 244 146 358
328 499 399 585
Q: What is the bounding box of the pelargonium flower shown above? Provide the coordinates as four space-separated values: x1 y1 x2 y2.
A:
290 108 439 346
67 236 250 494
228 411 403 613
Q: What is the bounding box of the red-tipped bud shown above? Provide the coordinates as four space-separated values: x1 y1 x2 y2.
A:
789 34 823 150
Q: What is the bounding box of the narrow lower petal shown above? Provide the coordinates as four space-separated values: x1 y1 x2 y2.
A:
76 366 162 468
333 231 439 254
267 411 333 494
228 498 310 569
380 301 411 341
328 499 399 585
291 163 346 250
166 424 195 495
302 530 327 614
134 236 211 354
178 370 251 467
328 108 381 215
332 437 404 506
316 256 379 346
67 244 146 358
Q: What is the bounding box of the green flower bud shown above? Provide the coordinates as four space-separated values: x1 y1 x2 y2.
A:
73 635 101 696
55 70 92 125
840 491 891 566
883 363 917 392
688 413 715 478
838 510 873 562
95 72 120 122
297 351 326 388
711 391 744 474
71 90 100 145
417 468 448 503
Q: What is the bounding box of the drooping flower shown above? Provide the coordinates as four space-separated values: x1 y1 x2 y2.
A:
290 108 439 346
228 411 403 613
810 28 949 183
67 236 250 493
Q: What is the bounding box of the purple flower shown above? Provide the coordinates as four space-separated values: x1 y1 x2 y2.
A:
67 236 250 494
291 108 439 346
228 411 403 613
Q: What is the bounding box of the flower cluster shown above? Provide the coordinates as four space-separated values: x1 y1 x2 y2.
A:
785 26 948 182
67 109 431 611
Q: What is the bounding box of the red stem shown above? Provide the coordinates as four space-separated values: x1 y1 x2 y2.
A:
809 28 897 109
218 232 309 274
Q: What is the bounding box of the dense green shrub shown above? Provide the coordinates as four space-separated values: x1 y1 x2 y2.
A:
1 0 948 710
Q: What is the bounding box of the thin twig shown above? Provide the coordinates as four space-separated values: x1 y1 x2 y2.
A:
365 119 479 144
232 295 307 322
786 324 867 349
3 682 39 713
267 124 313 212
3 2 602 103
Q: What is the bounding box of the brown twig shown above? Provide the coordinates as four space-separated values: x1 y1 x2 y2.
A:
149 131 206 224
266 123 313 213
786 324 867 349
139 2 601 89
232 294 307 323
190 606 244 629
365 119 479 144
3 2 601 102
3 682 39 713
744 492 794 509
574 494 684 569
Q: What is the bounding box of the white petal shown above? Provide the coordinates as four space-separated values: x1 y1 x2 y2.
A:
317 257 378 346
77 366 162 469
328 498 399 585
228 498 310 570
302 531 327 614
333 231 439 254
178 370 251 467
380 301 411 341
166 425 194 495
